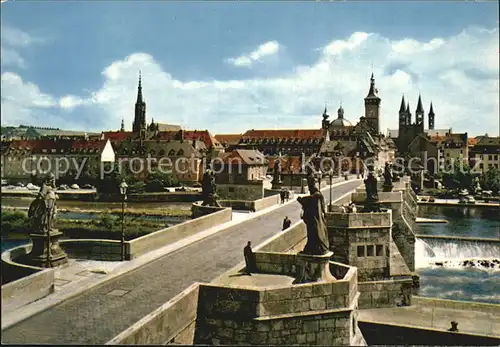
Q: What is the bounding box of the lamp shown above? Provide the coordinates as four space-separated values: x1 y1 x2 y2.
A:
119 180 128 261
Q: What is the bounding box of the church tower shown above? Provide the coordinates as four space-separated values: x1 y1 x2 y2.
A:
415 94 424 133
364 73 381 135
428 102 435 130
132 71 147 133
398 95 407 127
405 102 411 125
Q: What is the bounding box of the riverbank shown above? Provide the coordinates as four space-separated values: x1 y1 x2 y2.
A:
418 199 500 208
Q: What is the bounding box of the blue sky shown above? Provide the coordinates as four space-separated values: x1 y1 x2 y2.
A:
1 1 499 135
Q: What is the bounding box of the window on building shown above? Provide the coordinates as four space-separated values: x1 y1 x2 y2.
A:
495 155 498 161
376 245 384 256
367 245 375 257
479 164 484 169
352 317 356 335
229 187 235 193
357 245 365 257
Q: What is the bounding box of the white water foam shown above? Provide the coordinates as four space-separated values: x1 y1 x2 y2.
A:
415 238 500 271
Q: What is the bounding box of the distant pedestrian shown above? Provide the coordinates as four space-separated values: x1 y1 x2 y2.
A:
282 216 291 231
349 203 357 213
448 321 459 332
280 190 286 204
285 190 290 202
243 241 256 275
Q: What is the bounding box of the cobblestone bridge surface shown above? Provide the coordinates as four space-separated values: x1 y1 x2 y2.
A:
2 181 360 344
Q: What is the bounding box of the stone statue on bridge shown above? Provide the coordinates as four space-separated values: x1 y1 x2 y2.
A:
362 165 381 212
383 162 394 192
297 173 330 256
201 167 221 207
25 172 68 267
271 158 282 189
28 173 58 233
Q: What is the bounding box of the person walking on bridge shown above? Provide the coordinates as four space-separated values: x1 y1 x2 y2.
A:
243 241 256 275
282 216 291 230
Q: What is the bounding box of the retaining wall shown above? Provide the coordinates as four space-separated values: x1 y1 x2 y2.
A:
219 194 281 212
128 207 232 259
358 321 500 346
106 283 200 345
358 278 413 309
1 244 41 283
412 296 500 314
59 239 124 261
1 267 54 314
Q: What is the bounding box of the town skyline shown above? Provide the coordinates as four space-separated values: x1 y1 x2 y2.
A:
1 2 499 136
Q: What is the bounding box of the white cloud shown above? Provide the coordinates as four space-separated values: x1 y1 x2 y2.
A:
1 46 26 68
226 40 280 68
1 26 45 48
1 27 498 136
0 26 46 69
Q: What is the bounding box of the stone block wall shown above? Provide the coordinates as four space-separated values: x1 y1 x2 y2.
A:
195 308 363 346
217 182 264 201
358 278 413 309
326 212 392 228
257 221 306 253
254 252 297 276
326 213 393 282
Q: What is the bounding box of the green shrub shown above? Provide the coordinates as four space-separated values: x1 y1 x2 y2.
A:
1 211 29 234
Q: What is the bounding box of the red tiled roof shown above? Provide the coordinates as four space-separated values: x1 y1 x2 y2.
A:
101 131 133 142
242 129 323 140
214 134 242 146
154 130 220 149
221 149 267 165
468 138 478 146
8 139 107 154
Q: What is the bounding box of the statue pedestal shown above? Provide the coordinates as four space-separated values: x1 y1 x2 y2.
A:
361 201 382 213
294 251 336 284
24 230 68 268
382 184 394 192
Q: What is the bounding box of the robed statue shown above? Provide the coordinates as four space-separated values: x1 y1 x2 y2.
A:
362 166 381 212
201 167 221 207
271 158 282 189
383 162 394 192
28 173 58 234
383 162 393 186
297 174 330 255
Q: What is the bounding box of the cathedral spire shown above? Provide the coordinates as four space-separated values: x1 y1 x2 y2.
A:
416 94 424 114
136 70 143 103
120 118 125 132
399 95 406 113
133 70 147 133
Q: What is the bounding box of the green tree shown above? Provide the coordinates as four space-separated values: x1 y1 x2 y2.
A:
482 167 500 194
442 160 473 191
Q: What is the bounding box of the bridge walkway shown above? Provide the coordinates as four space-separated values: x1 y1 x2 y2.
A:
1 181 361 344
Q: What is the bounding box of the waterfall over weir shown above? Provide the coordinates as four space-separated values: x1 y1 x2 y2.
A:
415 237 500 271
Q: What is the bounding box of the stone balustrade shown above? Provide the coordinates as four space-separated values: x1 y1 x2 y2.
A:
326 211 392 229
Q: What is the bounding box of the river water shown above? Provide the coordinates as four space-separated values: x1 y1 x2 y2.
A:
415 205 500 304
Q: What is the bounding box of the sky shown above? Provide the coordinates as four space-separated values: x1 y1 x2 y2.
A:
1 1 499 136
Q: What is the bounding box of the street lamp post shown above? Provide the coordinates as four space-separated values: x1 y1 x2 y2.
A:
290 165 294 191
329 170 333 210
119 180 128 261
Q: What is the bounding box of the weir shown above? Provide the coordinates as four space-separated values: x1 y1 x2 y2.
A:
415 237 500 269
